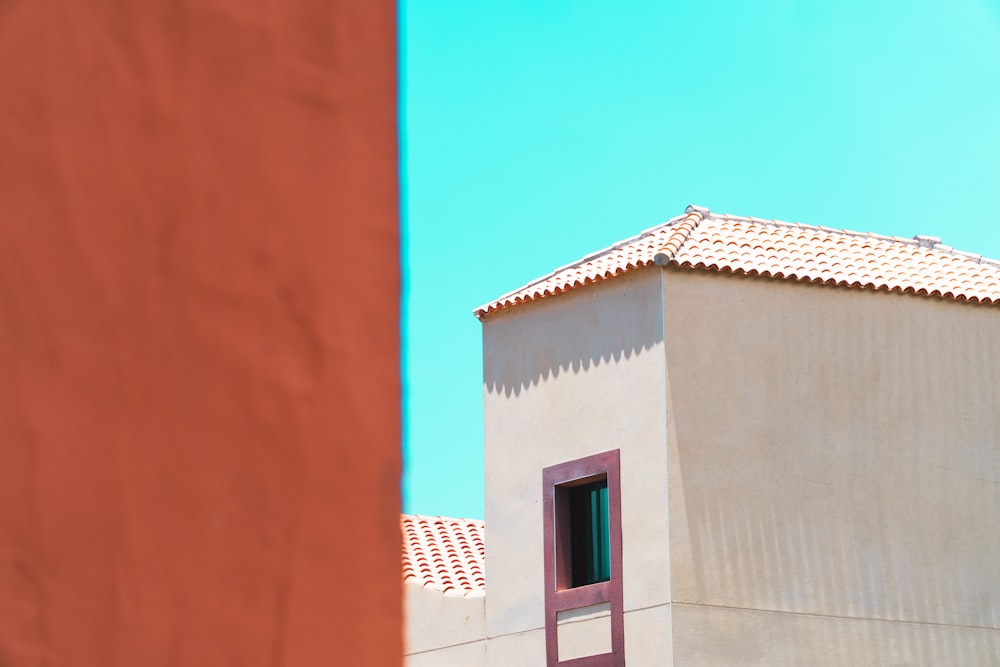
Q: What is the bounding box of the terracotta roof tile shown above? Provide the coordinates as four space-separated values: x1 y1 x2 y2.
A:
474 206 1000 318
401 514 485 598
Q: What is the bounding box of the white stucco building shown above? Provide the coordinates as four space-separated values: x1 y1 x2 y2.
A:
403 205 1000 666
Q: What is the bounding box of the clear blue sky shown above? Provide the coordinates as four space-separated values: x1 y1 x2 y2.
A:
400 0 1000 520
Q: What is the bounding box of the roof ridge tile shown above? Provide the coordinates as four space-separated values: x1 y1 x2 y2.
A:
653 209 706 264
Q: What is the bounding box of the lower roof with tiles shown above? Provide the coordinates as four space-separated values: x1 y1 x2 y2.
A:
401 514 485 598
474 205 1000 319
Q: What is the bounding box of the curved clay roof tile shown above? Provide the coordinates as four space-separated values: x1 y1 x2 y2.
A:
474 207 1000 318
401 514 485 597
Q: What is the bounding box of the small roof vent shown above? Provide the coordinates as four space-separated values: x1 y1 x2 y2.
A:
913 235 941 248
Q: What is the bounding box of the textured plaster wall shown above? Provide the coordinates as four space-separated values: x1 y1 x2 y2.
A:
624 604 673 664
662 268 1000 664
557 603 612 660
0 2 400 666
481 267 671 662
405 640 487 667
404 584 485 657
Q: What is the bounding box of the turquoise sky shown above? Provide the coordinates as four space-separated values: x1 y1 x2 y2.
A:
400 1 1000 520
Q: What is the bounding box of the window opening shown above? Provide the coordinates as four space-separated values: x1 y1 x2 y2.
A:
568 479 610 587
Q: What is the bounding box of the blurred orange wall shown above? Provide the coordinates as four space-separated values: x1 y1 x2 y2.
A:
0 2 400 665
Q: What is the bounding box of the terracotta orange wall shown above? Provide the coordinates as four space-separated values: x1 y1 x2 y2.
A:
0 2 400 665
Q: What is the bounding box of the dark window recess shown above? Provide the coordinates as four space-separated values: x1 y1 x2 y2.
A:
568 479 611 587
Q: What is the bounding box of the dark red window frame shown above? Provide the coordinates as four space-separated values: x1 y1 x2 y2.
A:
543 450 624 667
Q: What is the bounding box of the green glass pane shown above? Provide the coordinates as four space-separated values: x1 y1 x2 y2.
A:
586 482 610 584
598 485 610 581
569 479 611 587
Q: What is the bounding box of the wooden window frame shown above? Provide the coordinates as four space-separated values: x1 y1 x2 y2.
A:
543 450 624 667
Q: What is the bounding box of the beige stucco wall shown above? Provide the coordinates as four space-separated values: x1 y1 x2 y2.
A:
405 639 485 667
404 583 485 664
557 603 612 659
482 266 672 663
416 259 1000 665
662 267 1000 664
